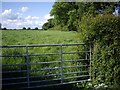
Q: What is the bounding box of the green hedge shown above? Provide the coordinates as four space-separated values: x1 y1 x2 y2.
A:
79 14 120 88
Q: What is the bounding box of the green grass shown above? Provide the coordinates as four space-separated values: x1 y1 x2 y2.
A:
2 30 81 45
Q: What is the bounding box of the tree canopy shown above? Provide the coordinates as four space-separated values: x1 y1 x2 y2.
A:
42 2 117 31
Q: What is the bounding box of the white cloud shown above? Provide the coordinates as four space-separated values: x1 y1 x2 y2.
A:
2 9 19 20
20 6 29 12
1 13 44 29
1 9 53 29
44 14 54 20
25 16 39 20
2 9 12 16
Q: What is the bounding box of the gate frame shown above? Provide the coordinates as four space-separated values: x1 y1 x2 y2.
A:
0 43 92 89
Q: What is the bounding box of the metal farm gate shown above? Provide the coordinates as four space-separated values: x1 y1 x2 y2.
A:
0 43 91 89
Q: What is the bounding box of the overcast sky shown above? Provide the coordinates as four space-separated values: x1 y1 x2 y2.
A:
1 2 54 29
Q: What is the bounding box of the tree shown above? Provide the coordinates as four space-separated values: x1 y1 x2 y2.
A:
23 27 26 30
50 2 76 26
0 23 1 30
35 27 38 30
2 27 7 30
42 19 54 30
27 27 31 30
50 2 116 31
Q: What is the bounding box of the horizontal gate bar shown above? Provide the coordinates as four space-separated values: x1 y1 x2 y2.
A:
2 63 27 66
2 81 28 86
29 78 61 83
1 43 86 48
63 65 89 68
2 75 90 86
30 73 60 78
2 67 60 74
63 75 90 80
30 61 60 64
1 51 90 57
2 65 89 73
2 71 89 81
63 59 89 62
2 70 27 73
1 77 27 80
2 59 89 66
0 54 26 57
63 71 89 75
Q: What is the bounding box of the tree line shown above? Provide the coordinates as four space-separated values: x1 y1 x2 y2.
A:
42 2 119 31
1 27 40 30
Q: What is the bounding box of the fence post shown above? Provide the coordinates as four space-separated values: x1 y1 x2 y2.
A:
85 51 88 60
60 45 63 83
26 46 30 88
89 42 92 81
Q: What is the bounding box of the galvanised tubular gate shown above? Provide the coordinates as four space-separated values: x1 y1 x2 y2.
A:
0 43 91 89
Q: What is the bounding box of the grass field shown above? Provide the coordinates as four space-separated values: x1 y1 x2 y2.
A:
2 30 80 45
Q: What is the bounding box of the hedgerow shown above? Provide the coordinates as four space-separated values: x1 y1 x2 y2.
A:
78 14 120 88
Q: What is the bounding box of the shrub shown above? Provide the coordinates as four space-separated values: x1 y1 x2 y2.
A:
49 25 69 31
79 14 120 87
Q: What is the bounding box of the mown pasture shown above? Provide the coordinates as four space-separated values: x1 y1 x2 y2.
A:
2 30 80 45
